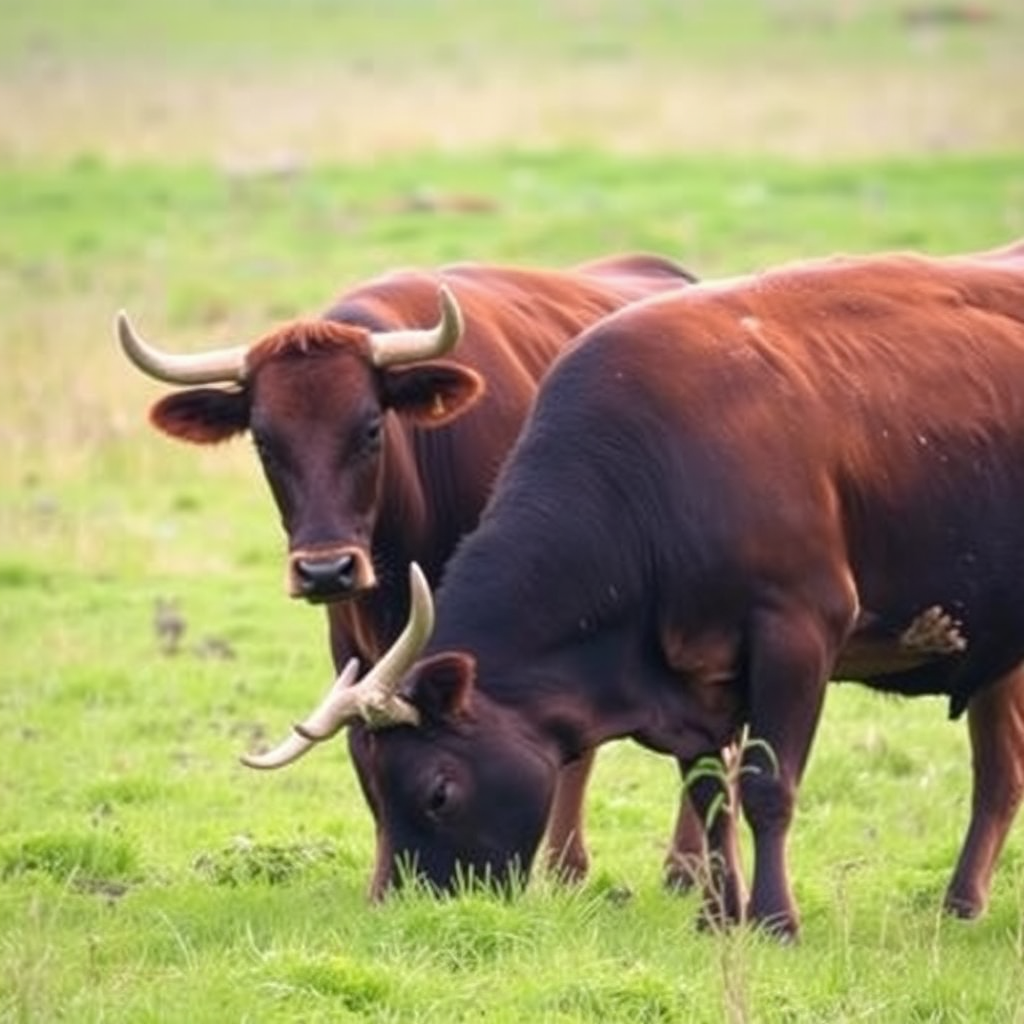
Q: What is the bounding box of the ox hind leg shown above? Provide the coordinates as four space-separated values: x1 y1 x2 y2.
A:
945 663 1024 918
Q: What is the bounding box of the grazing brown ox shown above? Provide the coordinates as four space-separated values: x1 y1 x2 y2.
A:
256 243 1024 938
116 253 697 887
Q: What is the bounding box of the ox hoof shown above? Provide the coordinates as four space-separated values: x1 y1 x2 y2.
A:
694 881 746 933
663 854 702 894
751 912 800 944
544 848 589 886
943 891 986 920
740 900 800 943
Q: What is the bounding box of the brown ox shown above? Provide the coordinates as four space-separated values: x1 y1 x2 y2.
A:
257 242 1024 939
116 253 697 889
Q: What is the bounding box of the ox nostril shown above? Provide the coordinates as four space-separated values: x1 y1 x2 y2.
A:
295 554 358 595
334 554 356 589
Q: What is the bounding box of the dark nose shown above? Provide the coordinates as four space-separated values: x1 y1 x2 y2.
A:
294 553 357 599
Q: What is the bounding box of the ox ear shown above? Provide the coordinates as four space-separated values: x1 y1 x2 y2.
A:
381 362 485 428
149 387 250 445
403 651 476 724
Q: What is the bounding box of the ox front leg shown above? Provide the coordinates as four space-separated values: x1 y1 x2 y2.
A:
681 751 747 929
741 606 839 940
945 664 1024 918
543 750 595 883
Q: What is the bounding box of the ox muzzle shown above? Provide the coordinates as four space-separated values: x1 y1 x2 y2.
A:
287 546 377 604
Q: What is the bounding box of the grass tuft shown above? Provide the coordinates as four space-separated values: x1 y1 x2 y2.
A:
547 966 681 1023
192 835 340 887
268 952 392 1009
0 829 139 885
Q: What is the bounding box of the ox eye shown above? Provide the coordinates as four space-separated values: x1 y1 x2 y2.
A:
426 776 453 819
362 416 383 453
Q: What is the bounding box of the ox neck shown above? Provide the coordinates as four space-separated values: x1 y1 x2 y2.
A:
375 416 432 570
426 531 660 765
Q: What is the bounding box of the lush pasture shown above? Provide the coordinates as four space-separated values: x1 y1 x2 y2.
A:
3 2 1024 1021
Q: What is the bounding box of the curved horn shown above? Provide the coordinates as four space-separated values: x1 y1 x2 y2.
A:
239 657 362 771
368 284 465 368
240 563 435 772
116 310 248 385
296 561 434 737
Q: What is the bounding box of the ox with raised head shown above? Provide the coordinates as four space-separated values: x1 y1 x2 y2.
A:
258 243 1024 938
116 253 697 887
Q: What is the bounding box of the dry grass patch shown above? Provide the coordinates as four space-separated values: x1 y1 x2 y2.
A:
2 59 1022 166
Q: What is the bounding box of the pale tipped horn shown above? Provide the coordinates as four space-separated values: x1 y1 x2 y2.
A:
239 657 362 771
296 561 434 737
241 563 434 772
116 310 249 385
368 284 465 367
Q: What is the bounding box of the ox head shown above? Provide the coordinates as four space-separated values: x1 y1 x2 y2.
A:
242 563 556 899
117 287 482 603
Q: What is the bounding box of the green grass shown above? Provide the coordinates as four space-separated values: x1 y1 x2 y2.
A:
3 1 1024 1021
1 0 1016 66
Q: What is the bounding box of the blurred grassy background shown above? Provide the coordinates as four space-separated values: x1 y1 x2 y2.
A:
2 0 1022 162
